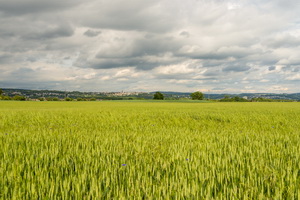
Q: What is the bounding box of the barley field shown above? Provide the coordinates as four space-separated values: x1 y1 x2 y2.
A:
0 101 300 199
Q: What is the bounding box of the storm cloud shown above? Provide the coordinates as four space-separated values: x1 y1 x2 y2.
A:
0 0 300 93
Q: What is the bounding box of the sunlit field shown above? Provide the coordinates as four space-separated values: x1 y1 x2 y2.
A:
1 101 300 199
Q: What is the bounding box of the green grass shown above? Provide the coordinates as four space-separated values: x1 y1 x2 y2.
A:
1 101 300 199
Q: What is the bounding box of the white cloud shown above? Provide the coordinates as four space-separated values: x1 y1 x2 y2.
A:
286 74 300 81
0 0 300 92
271 86 289 91
227 3 241 10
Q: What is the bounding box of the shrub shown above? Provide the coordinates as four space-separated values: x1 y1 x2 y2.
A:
13 95 26 101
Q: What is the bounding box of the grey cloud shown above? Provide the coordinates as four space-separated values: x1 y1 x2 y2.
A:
26 57 37 62
22 24 74 40
75 34 183 70
154 74 193 80
0 29 16 38
263 34 300 48
95 35 180 59
75 0 181 33
0 54 13 64
281 65 300 73
203 70 222 77
89 58 142 69
0 18 75 58
259 0 300 13
0 80 59 90
0 0 82 16
84 29 101 37
82 56 179 71
252 55 279 66
269 66 276 71
193 77 219 81
177 46 260 61
222 65 251 72
212 87 226 91
179 31 190 38
0 53 26 64
9 68 36 79
1 0 300 92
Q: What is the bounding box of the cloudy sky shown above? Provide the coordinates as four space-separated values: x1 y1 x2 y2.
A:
1 0 300 93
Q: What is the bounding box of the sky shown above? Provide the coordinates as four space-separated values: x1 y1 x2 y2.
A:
0 0 300 93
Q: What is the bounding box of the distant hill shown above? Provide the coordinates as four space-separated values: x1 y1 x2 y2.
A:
1 88 300 100
151 91 300 100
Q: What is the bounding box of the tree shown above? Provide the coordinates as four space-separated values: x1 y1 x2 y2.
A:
190 91 204 100
13 95 26 101
220 96 249 102
153 92 164 100
0 88 3 96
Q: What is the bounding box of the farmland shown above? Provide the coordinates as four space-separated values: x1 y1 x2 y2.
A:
1 101 300 199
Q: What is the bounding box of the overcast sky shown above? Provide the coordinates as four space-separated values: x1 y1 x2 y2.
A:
1 0 300 93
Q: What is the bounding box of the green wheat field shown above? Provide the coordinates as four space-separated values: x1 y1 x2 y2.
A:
1 101 300 199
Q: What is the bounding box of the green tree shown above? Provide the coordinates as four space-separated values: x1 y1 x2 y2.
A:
234 96 240 102
153 92 164 100
190 91 204 100
13 95 26 101
0 88 3 96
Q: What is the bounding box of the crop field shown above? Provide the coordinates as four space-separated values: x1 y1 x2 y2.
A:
0 101 300 199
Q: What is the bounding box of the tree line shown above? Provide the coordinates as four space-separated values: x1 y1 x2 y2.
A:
153 91 204 100
0 88 295 102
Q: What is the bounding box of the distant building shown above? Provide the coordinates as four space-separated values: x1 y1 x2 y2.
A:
12 92 22 95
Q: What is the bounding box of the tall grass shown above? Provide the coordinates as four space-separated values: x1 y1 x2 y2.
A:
0 101 300 199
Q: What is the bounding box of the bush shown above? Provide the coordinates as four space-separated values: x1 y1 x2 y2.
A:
2 96 11 100
65 97 73 101
13 95 26 101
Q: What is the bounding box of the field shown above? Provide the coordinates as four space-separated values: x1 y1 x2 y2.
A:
1 101 300 199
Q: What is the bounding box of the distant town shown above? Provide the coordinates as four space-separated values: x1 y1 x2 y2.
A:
0 88 299 102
